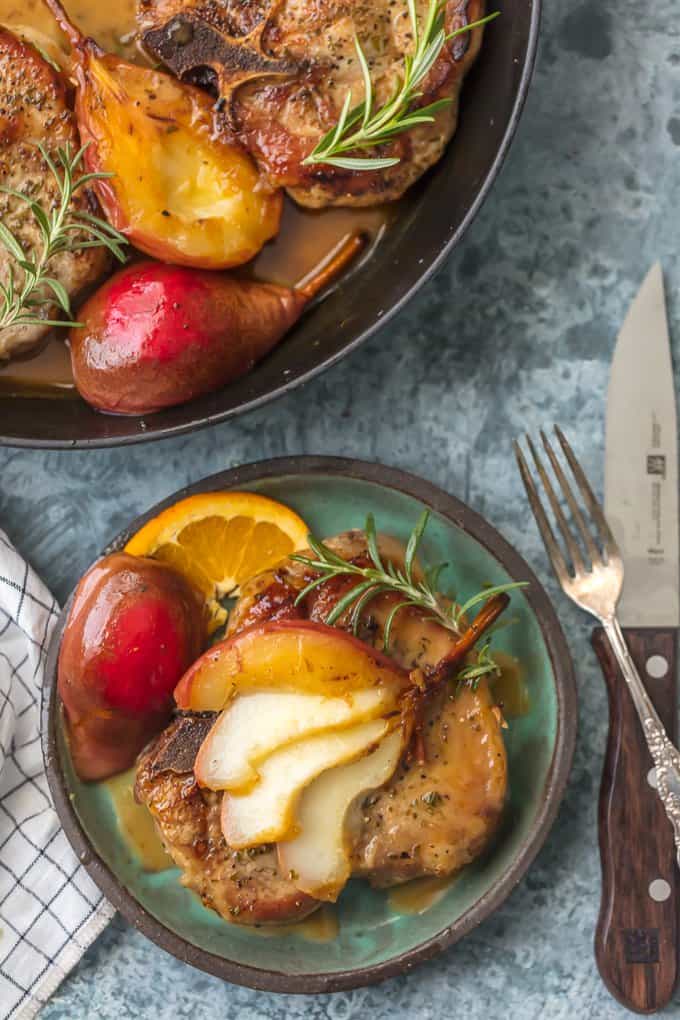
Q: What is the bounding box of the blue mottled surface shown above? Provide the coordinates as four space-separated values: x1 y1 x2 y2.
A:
2 0 680 1014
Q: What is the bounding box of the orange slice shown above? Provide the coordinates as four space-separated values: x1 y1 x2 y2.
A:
124 492 309 631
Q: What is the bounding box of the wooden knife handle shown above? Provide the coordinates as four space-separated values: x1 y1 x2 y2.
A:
592 627 679 1014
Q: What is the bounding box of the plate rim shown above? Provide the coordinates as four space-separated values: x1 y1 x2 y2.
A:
42 455 577 992
4 0 541 451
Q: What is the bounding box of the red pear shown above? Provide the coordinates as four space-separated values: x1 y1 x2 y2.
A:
69 234 364 415
58 552 205 780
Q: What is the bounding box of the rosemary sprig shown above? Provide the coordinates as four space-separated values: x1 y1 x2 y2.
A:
302 2 499 171
0 143 127 332
291 510 526 652
456 640 499 689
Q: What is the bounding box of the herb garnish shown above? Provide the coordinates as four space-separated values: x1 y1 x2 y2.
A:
302 1 499 171
0 143 127 332
456 640 500 690
291 510 525 654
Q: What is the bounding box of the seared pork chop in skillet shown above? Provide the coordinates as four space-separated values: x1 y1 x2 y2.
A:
135 530 508 924
0 29 109 360
136 0 486 207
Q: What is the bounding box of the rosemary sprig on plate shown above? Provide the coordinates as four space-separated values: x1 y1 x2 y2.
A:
302 1 499 171
0 143 127 332
291 510 526 659
456 639 500 688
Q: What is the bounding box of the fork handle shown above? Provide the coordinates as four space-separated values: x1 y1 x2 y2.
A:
592 625 679 1014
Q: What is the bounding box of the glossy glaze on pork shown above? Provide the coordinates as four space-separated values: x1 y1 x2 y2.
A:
137 0 486 207
135 531 508 923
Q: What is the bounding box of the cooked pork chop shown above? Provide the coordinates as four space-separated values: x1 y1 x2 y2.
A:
350 681 506 883
135 716 320 924
137 0 485 207
229 530 508 887
136 530 507 921
0 29 109 360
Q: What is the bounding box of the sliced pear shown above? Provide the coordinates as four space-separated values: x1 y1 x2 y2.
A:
221 717 388 848
277 729 404 900
174 620 408 712
195 687 392 792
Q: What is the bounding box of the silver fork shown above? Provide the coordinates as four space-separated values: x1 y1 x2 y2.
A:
515 425 680 867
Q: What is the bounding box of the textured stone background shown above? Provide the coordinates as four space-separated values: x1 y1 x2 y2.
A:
3 0 680 1015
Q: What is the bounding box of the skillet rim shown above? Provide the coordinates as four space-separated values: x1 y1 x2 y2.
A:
2 0 541 449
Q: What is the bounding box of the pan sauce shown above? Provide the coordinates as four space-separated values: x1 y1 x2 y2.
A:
106 768 173 873
106 766 342 941
107 755 454 932
388 875 454 914
104 667 526 931
0 0 391 397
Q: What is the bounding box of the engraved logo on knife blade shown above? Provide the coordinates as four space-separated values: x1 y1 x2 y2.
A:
647 413 667 563
647 455 666 479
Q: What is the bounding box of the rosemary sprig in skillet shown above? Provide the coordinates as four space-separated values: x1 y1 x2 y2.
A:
0 143 127 332
291 510 526 682
302 1 499 171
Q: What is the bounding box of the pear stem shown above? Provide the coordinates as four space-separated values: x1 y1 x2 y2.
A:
407 592 511 764
428 593 511 686
295 232 366 302
42 0 87 51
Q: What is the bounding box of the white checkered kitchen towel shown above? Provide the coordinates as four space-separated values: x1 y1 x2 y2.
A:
0 529 113 1019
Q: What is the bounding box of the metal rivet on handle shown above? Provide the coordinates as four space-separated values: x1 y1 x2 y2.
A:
649 879 672 902
646 655 669 679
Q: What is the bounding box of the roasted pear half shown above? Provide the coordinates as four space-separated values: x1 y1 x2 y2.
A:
44 0 282 269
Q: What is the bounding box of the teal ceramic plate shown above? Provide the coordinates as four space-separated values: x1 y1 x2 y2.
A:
43 456 577 993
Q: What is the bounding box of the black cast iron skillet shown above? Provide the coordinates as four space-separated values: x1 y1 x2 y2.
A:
2 2 540 448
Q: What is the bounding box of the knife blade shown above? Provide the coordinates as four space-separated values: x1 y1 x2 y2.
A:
605 262 679 627
593 262 680 1013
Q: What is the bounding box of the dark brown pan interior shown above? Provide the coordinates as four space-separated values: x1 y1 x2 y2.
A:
1 1 539 448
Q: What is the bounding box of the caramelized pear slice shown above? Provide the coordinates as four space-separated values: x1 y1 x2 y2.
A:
174 620 409 712
221 717 389 848
277 729 403 900
44 0 281 269
195 687 392 792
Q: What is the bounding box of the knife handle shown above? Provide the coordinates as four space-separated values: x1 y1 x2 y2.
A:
592 626 679 1014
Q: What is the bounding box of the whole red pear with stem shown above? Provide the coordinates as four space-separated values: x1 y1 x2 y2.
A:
69 233 365 415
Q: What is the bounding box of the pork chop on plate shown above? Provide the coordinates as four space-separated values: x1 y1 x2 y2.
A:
135 530 508 923
137 0 486 207
136 715 320 924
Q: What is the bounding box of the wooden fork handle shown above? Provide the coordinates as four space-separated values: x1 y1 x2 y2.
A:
592 626 679 1013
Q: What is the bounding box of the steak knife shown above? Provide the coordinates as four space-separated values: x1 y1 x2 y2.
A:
593 263 680 1013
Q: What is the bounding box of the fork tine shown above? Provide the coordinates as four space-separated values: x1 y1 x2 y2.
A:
554 425 620 559
525 434 585 574
540 429 601 566
513 440 571 585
